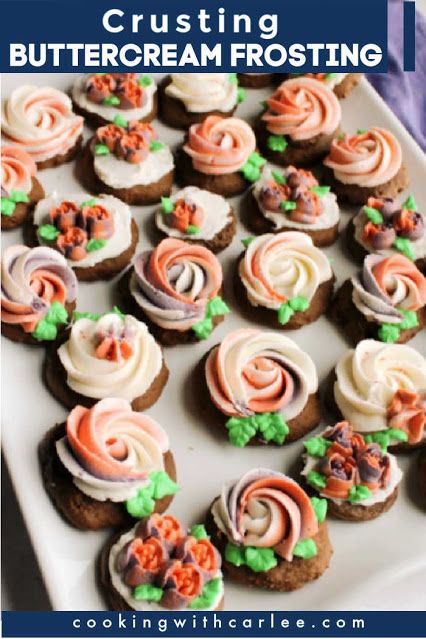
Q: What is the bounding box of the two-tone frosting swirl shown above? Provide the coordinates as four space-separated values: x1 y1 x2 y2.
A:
334 339 426 436
165 74 237 113
183 115 256 175
1 245 77 332
239 232 332 309
205 328 318 420
352 254 426 324
261 77 341 140
1 86 83 163
57 313 163 401
56 398 170 502
130 238 223 331
211 468 318 561
1 146 36 197
324 127 402 187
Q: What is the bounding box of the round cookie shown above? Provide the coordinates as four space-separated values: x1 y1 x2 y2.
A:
418 450 426 507
1 147 44 230
237 73 275 88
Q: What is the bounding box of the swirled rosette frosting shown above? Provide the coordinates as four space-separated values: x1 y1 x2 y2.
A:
166 74 238 113
205 328 318 420
57 313 163 401
130 238 226 334
1 146 36 197
183 115 256 175
211 469 318 562
334 339 426 443
324 127 402 187
1 245 77 334
56 398 170 502
261 77 341 140
239 232 332 312
351 254 426 325
1 86 83 163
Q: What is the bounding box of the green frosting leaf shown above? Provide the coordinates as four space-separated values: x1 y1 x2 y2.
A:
393 236 415 260
267 134 288 152
138 75 153 87
32 319 58 342
402 194 417 211
161 196 174 214
288 296 309 312
81 198 97 208
365 427 408 449
348 484 372 503
39 224 60 241
387 428 409 442
150 140 165 152
148 470 179 500
280 200 297 211
45 301 68 325
293 538 317 559
278 303 295 325
237 87 247 104
133 584 163 602
10 190 30 203
260 100 268 110
255 412 289 445
126 487 156 518
241 236 255 247
310 496 328 524
103 95 120 106
225 543 246 567
307 470 327 490
325 73 338 80
363 205 384 225
190 524 209 540
244 546 278 572
73 310 102 322
271 170 286 185
226 416 257 447
310 185 330 197
239 152 266 182
278 296 310 325
1 198 16 216
187 224 200 235
192 317 213 340
112 305 125 319
86 238 107 252
189 577 222 609
228 73 238 85
398 308 418 330
378 323 400 343
94 143 110 156
207 295 230 318
304 436 332 458
357 128 367 134
113 114 128 128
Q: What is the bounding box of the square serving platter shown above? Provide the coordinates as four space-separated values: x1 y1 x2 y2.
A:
1 72 425 611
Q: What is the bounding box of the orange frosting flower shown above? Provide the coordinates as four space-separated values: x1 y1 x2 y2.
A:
50 201 79 232
150 514 184 546
130 537 165 572
81 203 114 240
387 389 426 444
167 199 204 233
168 561 202 598
56 227 88 261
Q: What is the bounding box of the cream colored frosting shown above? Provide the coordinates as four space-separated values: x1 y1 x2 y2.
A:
353 210 426 260
165 73 237 113
93 146 174 189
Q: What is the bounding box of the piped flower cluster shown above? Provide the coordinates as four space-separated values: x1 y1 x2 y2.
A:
85 72 153 109
94 115 164 163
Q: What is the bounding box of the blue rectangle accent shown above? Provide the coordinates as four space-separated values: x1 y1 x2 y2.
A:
403 1 416 71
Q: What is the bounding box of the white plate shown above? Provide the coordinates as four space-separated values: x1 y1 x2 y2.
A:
2 73 426 612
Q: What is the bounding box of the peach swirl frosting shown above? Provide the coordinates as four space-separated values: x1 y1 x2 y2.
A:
1 147 37 217
302 421 402 507
1 245 77 341
211 469 324 569
56 398 178 515
205 328 318 447
351 254 426 343
130 238 230 340
109 515 224 611
1 85 83 163
261 77 341 151
182 115 265 182
239 232 332 324
334 339 426 447
324 127 402 187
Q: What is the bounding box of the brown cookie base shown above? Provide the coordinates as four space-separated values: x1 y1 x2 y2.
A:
44 341 169 411
158 77 236 129
175 147 252 198
98 529 224 611
255 118 340 167
333 73 363 99
321 163 410 205
326 486 398 522
1 177 45 230
206 510 332 592
237 73 275 89
1 300 76 345
418 450 426 507
39 422 177 530
36 135 83 170
118 269 226 347
244 190 339 247
329 278 426 345
72 92 158 130
76 139 174 205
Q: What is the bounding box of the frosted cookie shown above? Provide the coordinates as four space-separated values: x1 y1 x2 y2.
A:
40 398 178 530
288 73 362 99
44 311 168 411
26 193 138 282
207 469 332 591
236 232 334 329
329 254 426 344
78 117 174 205
154 187 236 253
72 73 157 128
328 339 426 453
237 73 275 88
1 245 77 345
302 421 403 521
256 78 341 167
99 515 224 611
346 194 426 273
159 73 243 128
1 85 83 169
176 115 265 197
204 328 320 446
323 127 409 204
419 450 426 507
1 147 44 230
122 238 230 346
248 165 340 246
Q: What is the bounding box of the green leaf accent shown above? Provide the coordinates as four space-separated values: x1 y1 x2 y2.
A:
8 190 29 203
310 185 330 197
187 224 200 235
363 205 384 225
288 296 309 312
325 73 338 80
280 200 297 211
402 194 417 211
293 538 317 559
207 296 230 317
103 95 120 106
228 73 238 85
392 236 415 260
1 198 16 216
278 303 295 325
304 436 332 458
365 427 408 450
45 301 68 325
267 134 288 153
150 140 165 152
138 75 153 87
38 224 60 241
307 470 327 490
125 471 179 518
225 543 246 567
113 114 128 128
133 584 163 602
271 170 286 185
387 428 409 443
112 305 125 319
226 416 257 447
240 152 266 182
255 412 289 445
278 296 310 325
357 128 367 134
73 310 102 322
245 546 278 572
149 470 179 500
237 87 247 104
192 317 213 341
190 524 209 540
398 308 418 330
32 319 58 342
126 487 156 519
161 196 174 214
81 198 97 208
337 132 346 140
369 431 390 452
241 236 255 248
310 496 328 524
260 100 268 109
189 577 222 609
86 238 107 252
348 484 372 503
378 323 400 343
94 143 110 156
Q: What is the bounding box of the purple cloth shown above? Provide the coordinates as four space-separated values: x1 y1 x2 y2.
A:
367 0 426 151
